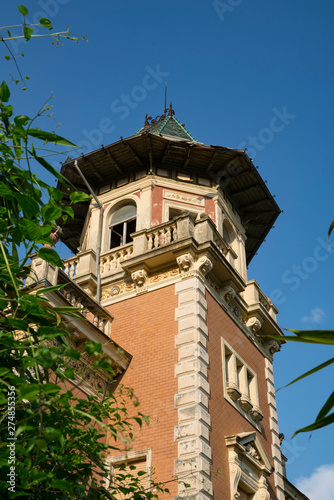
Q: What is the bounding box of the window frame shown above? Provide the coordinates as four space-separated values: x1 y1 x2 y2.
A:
105 449 152 497
222 339 263 428
107 203 137 250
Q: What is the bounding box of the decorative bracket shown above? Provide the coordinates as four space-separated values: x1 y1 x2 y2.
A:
196 255 213 277
246 316 262 334
176 253 194 278
131 269 148 294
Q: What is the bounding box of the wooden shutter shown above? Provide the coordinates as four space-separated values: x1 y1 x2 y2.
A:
112 457 147 499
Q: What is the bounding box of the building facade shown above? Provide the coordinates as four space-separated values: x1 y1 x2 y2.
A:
57 107 308 499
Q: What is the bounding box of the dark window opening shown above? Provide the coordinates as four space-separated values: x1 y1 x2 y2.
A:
108 203 137 249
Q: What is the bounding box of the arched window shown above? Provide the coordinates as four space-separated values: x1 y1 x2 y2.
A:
108 202 137 249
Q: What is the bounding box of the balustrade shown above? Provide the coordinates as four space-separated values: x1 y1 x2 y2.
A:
63 257 79 278
100 243 133 274
146 221 177 250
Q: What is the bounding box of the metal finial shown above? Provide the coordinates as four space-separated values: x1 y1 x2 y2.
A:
168 101 174 116
144 113 148 127
164 83 167 111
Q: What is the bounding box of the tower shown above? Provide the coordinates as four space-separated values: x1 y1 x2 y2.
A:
58 107 308 499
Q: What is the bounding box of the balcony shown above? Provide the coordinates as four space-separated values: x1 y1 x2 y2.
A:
28 254 114 338
60 213 283 345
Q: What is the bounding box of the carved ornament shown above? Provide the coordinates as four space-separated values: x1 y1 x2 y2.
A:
246 317 262 334
176 253 194 274
197 256 213 277
131 269 148 289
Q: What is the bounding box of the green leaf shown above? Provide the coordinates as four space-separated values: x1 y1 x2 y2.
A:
279 358 334 391
40 383 60 394
18 5 29 15
43 204 62 222
47 186 63 201
16 193 40 217
39 18 53 30
316 391 334 421
20 384 40 402
293 412 334 436
30 150 71 187
0 181 13 198
23 26 33 42
85 341 102 356
18 219 49 243
64 367 75 379
5 55 10 61
69 191 91 204
38 247 63 267
286 329 334 345
65 348 81 360
27 129 77 147
0 80 10 103
0 367 10 376
63 206 74 218
50 479 74 493
0 143 15 158
14 114 30 126
329 219 334 242
35 283 67 295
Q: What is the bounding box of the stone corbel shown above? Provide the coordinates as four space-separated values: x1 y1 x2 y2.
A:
196 256 213 277
256 476 270 500
258 338 281 357
176 253 194 277
131 269 148 293
246 316 262 334
267 339 281 355
230 461 242 499
222 284 237 304
250 406 264 423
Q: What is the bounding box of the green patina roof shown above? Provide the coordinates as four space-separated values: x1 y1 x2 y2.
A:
136 109 196 141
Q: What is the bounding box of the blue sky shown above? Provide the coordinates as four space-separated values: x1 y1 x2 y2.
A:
2 0 334 494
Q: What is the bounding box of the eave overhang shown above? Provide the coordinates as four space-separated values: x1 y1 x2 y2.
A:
58 131 281 265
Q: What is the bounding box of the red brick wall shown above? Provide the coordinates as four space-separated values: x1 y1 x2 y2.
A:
206 291 278 499
106 285 179 498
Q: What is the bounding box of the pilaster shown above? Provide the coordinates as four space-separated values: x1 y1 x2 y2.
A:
174 277 213 499
265 358 285 500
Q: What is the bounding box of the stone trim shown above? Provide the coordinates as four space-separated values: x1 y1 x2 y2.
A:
174 277 213 499
105 448 152 492
222 339 263 429
265 358 285 500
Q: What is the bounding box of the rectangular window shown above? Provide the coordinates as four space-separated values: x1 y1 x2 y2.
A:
106 449 152 499
222 339 263 426
112 457 147 499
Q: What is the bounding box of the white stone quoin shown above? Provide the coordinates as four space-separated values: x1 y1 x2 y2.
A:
174 277 213 499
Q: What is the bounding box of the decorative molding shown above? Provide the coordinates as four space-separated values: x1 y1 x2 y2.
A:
101 267 180 301
225 432 273 500
174 277 213 499
163 189 205 207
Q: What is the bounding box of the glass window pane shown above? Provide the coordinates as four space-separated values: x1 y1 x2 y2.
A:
110 204 136 225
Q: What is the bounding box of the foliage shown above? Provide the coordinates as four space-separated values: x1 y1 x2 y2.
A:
0 7 169 499
266 224 334 437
